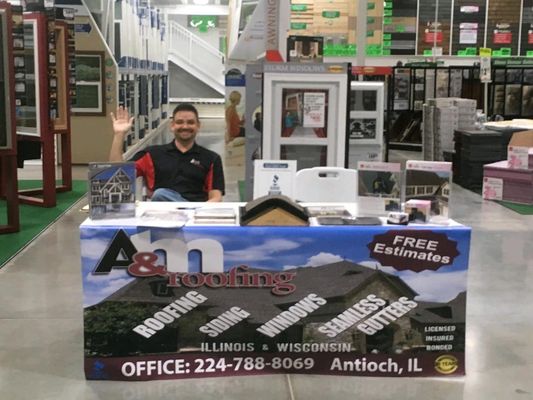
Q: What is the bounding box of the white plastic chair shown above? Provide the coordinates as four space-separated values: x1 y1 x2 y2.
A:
294 167 358 202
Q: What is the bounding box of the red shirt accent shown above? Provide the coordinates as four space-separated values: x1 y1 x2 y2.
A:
135 153 156 191
204 162 214 193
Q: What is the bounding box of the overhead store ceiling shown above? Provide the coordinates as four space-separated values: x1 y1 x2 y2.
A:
150 0 229 7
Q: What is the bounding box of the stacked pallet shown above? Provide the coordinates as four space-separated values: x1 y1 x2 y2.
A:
423 98 478 161
453 129 512 190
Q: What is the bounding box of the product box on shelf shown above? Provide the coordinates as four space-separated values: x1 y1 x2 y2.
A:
483 160 533 204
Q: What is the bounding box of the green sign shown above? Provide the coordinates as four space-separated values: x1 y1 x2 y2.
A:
396 24 405 33
322 11 340 18
367 2 375 10
366 44 382 56
383 17 392 25
501 48 511 56
383 33 391 40
188 16 218 33
423 49 433 56
291 22 307 30
384 1 393 8
527 51 533 57
367 30 374 37
367 17 375 24
291 4 308 12
384 9 393 17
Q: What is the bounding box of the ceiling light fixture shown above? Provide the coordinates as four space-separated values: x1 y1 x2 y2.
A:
192 0 209 5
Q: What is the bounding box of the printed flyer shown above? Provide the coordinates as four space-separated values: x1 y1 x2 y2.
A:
81 221 471 381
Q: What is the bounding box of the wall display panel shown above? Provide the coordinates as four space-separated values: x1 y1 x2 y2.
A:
290 0 357 56
366 0 385 56
505 84 522 115
393 68 411 110
493 84 506 114
382 0 418 55
451 0 486 55
417 0 453 55
487 0 522 56
521 0 533 56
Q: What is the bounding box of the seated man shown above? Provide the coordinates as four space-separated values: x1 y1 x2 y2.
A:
109 103 225 202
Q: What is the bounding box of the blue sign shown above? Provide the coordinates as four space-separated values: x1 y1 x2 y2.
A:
74 23 92 34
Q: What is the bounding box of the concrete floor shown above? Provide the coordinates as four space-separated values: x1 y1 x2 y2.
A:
1 116 532 399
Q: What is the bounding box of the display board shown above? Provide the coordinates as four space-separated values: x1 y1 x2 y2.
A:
290 0 533 57
383 0 418 55
521 0 533 56
417 0 453 56
487 0 522 57
80 217 471 381
451 0 486 56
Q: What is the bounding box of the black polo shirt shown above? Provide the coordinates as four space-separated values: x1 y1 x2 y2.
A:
131 141 225 201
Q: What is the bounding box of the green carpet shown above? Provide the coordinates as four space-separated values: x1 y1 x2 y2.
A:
496 200 533 215
0 180 87 268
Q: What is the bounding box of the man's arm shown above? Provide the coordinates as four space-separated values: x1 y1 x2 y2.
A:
206 154 225 202
109 106 134 161
207 189 223 202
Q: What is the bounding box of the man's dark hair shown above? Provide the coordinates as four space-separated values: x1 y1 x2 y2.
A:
172 103 199 121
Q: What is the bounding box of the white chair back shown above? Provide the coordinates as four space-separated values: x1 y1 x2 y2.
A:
295 167 358 202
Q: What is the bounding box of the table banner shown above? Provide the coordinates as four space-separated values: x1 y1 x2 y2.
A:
80 224 471 380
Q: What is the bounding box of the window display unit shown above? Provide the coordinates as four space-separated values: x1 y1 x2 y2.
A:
47 20 72 193
0 2 20 233
348 81 385 167
349 81 384 145
262 63 350 170
16 12 56 207
72 52 104 115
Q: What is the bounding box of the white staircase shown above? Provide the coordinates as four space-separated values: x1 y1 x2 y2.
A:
168 21 225 95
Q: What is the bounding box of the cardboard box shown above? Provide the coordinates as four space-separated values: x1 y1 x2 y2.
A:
507 131 533 169
483 160 533 204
